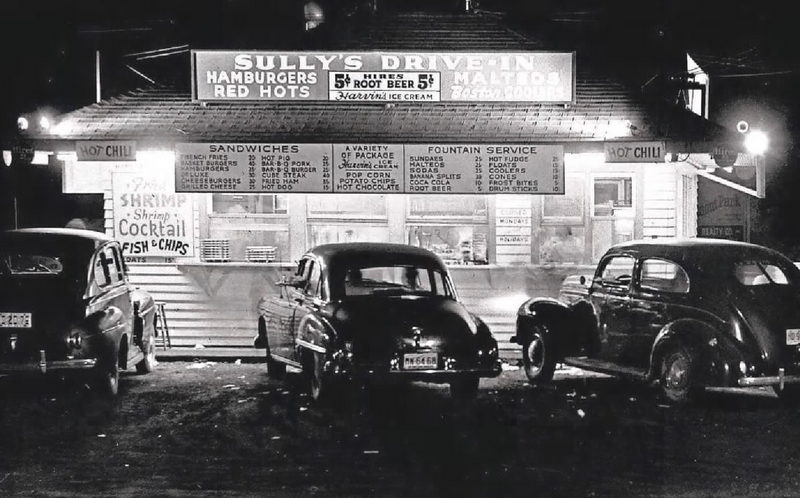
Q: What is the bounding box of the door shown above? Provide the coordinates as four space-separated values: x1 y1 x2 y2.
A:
271 258 311 361
589 254 636 362
628 258 691 367
291 259 324 361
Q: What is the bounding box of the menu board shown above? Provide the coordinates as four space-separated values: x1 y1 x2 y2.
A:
175 143 564 194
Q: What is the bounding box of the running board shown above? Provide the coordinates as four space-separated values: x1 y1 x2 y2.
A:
563 357 648 381
285 365 303 374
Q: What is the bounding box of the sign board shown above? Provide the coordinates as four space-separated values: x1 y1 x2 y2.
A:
192 51 575 103
76 141 136 161
112 171 195 257
604 141 666 163
174 143 564 194
697 176 747 241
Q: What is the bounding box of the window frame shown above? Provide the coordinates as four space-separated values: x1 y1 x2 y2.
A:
635 257 691 295
594 254 636 290
591 175 635 218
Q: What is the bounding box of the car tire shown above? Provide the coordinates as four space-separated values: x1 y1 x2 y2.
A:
94 364 119 397
659 344 701 404
136 338 157 374
309 351 331 403
522 323 556 385
450 375 479 400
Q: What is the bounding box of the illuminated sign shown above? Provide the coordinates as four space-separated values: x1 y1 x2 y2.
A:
76 141 136 161
174 143 565 194
192 51 575 103
604 141 666 163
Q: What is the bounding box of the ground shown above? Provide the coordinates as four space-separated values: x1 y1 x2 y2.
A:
1 360 799 497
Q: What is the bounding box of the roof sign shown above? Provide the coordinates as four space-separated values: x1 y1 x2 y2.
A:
192 50 575 103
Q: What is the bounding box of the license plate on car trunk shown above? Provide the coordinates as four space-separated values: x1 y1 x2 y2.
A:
403 352 438 370
0 313 32 328
787 329 800 346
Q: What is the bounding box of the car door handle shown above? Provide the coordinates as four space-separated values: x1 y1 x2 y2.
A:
293 297 304 304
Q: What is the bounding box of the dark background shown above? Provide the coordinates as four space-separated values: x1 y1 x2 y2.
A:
1 0 798 249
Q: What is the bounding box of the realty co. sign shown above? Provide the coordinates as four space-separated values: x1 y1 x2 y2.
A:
76 140 136 161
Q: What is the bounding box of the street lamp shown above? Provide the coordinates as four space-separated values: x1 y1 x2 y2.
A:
744 129 768 156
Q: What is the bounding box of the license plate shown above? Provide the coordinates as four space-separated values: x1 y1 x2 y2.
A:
788 329 800 346
403 352 438 370
0 313 32 328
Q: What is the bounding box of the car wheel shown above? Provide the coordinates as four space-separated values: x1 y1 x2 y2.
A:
309 352 331 403
522 323 556 384
94 364 119 397
660 344 701 404
136 339 157 374
450 375 479 400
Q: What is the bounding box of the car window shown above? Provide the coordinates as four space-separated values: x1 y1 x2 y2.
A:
1 254 63 275
343 265 450 297
639 258 690 294
305 261 322 297
598 255 635 287
735 262 790 286
93 247 120 287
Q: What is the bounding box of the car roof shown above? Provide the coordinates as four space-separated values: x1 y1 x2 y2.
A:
606 238 789 269
307 243 447 271
1 228 112 252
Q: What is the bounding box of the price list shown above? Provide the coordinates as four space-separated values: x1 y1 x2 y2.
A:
175 143 564 194
175 143 332 192
332 144 403 192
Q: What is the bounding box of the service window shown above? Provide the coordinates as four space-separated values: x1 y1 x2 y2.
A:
593 177 633 216
639 258 690 294
597 255 635 287
207 194 289 262
406 195 489 265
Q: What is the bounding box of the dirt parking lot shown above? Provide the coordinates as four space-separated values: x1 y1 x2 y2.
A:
2 360 800 497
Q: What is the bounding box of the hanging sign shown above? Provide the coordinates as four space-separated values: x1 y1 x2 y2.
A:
604 141 666 163
174 143 564 194
192 51 575 103
76 141 136 161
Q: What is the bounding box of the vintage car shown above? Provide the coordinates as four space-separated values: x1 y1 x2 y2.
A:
512 239 800 403
0 228 157 396
254 242 501 400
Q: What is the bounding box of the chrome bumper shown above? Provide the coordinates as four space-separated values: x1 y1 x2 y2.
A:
0 350 97 375
738 368 800 390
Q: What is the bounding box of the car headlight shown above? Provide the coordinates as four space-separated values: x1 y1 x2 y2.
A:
67 327 83 349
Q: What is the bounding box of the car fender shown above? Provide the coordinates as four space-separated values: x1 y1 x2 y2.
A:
82 307 125 366
295 313 333 356
514 297 588 357
647 318 746 387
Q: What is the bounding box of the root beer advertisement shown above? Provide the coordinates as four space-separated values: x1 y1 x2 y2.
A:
112 171 195 257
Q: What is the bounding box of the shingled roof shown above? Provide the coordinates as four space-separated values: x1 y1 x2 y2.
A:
33 12 740 152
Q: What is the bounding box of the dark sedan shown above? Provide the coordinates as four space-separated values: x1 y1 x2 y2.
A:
254 242 501 401
513 238 800 403
0 228 157 396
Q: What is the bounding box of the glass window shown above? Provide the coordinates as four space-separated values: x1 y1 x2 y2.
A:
407 225 488 265
305 261 322 296
598 255 635 286
2 254 63 275
93 247 119 287
735 262 790 286
211 194 287 214
307 194 386 218
408 195 487 218
543 177 584 220
594 177 633 216
639 258 690 294
309 225 389 246
539 226 585 264
343 265 450 298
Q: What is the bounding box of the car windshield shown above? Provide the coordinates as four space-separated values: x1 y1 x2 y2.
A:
343 265 451 297
734 259 796 287
1 254 64 275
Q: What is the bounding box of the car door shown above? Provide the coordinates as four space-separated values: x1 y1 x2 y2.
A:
87 243 134 353
271 258 311 361
291 259 324 361
589 254 636 363
628 257 691 367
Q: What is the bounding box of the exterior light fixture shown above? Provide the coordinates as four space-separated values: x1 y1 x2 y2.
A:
39 116 51 131
744 129 768 156
736 120 749 134
17 116 29 131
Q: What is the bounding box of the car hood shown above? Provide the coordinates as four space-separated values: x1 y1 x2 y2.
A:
731 285 800 369
329 295 479 358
